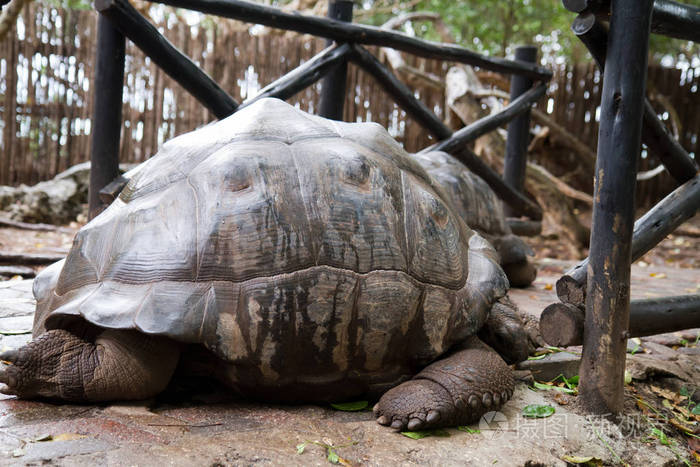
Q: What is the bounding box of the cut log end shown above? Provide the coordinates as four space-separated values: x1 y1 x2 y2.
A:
539 302 585 347
556 274 586 306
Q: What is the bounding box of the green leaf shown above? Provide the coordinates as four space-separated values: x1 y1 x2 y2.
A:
627 337 642 355
624 371 632 385
400 429 450 439
327 448 339 464
532 381 576 395
650 427 669 446
527 354 547 360
522 404 555 418
566 375 580 386
0 329 31 336
330 401 369 412
401 431 430 440
296 443 307 454
561 455 602 465
457 426 480 434
691 405 700 415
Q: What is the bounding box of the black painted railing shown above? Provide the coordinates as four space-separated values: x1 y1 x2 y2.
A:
548 0 700 416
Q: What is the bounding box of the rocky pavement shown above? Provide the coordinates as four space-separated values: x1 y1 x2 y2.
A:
0 260 697 466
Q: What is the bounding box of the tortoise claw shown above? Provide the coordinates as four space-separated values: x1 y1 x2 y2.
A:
407 417 423 431
0 349 18 364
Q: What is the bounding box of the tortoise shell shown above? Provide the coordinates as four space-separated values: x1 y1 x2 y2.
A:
412 150 510 237
33 99 508 398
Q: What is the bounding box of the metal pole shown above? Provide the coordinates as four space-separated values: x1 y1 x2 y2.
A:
503 45 537 217
88 15 125 219
579 0 653 415
318 0 353 120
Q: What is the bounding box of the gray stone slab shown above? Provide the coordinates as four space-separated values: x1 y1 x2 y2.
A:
515 351 581 382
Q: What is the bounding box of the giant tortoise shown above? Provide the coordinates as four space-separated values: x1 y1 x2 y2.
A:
0 98 528 431
412 150 537 288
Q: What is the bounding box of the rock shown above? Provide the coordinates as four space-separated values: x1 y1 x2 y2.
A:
643 329 700 347
0 186 19 210
515 351 581 382
0 265 36 279
636 340 679 361
0 162 136 225
5 177 83 224
626 353 695 382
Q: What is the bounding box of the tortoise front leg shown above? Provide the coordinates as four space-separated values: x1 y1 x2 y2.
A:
0 328 180 402
374 336 514 431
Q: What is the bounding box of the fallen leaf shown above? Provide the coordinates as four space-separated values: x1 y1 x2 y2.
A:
50 433 87 442
330 401 368 412
0 329 32 336
553 392 569 405
457 426 480 434
668 417 699 435
522 404 555 418
400 429 450 439
689 436 700 452
650 385 681 403
649 272 667 279
544 283 553 291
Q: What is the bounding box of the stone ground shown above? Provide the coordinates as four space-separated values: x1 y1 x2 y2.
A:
0 259 698 466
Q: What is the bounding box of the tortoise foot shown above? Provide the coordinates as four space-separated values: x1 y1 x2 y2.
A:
0 329 84 400
0 329 180 402
502 260 537 288
374 337 514 430
478 297 530 364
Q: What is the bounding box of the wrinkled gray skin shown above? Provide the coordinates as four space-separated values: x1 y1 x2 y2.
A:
0 99 528 431
412 151 537 288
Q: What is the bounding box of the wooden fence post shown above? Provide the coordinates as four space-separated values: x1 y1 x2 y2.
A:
578 0 653 415
318 0 353 120
88 15 125 219
503 45 537 217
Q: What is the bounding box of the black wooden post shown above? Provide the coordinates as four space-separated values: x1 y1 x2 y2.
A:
503 45 537 217
578 0 653 415
88 15 125 219
318 0 352 120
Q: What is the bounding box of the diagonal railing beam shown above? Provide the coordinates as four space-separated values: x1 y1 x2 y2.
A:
150 0 552 81
572 12 698 184
237 43 351 110
96 0 238 119
556 173 700 307
564 0 700 43
348 44 452 140
432 83 547 153
347 45 542 220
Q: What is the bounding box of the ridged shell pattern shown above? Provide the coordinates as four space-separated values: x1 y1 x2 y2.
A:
412 150 510 236
34 99 508 395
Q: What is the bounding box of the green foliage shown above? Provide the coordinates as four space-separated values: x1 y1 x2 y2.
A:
522 404 555 418
356 0 700 66
43 0 92 10
400 429 450 439
330 400 369 411
457 426 480 434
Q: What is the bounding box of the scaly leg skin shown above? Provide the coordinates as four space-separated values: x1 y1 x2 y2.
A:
492 234 537 288
374 336 514 431
0 328 180 402
478 296 530 364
